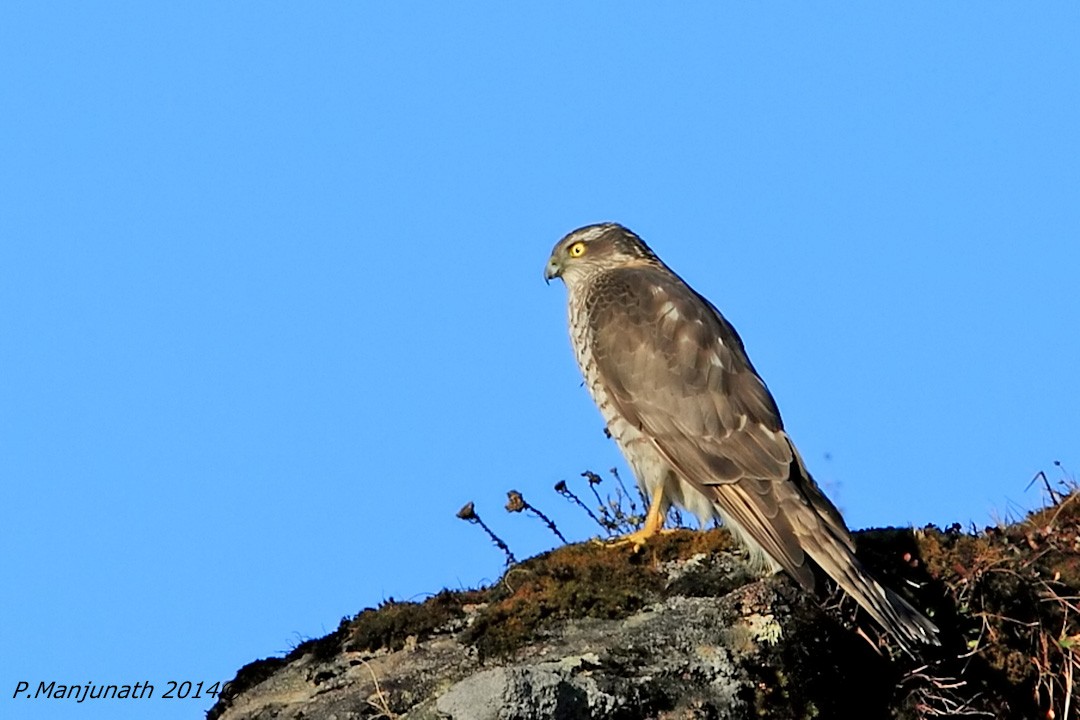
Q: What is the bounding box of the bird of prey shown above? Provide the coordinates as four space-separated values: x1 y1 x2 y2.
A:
545 222 939 652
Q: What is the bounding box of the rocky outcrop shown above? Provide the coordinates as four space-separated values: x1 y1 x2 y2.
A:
209 493 1080 720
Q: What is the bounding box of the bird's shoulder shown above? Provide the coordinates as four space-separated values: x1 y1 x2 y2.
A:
583 262 784 433
584 263 748 359
584 263 714 323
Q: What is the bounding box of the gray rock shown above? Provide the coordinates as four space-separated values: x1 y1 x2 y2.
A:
208 540 905 719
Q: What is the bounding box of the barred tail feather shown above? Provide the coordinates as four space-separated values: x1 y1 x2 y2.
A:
809 539 940 654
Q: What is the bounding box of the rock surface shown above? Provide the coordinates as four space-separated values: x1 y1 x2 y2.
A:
209 497 1080 720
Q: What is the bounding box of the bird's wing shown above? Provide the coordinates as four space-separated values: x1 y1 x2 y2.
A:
586 265 852 588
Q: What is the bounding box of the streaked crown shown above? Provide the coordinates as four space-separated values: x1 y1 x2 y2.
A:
557 223 659 263
545 222 661 285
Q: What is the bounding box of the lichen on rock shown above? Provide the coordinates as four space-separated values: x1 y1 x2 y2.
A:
208 491 1080 720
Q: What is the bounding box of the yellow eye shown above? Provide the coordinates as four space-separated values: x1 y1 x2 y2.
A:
568 241 587 258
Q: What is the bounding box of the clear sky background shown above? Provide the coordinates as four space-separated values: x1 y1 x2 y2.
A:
2 4 1078 720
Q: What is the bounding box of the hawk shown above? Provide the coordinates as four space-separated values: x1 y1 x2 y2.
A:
545 222 939 652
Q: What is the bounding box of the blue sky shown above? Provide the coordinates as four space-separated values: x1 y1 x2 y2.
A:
2 4 1078 719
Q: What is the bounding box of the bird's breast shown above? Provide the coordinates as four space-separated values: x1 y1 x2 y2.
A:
568 291 640 449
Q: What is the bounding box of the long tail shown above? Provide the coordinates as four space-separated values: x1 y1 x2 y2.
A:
784 445 940 653
806 536 940 654
696 442 940 652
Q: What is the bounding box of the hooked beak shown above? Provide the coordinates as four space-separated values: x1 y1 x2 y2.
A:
544 256 561 284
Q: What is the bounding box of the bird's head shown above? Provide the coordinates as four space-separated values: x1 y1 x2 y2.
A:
544 222 659 286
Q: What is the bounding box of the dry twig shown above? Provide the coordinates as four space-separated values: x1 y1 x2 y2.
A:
457 502 517 565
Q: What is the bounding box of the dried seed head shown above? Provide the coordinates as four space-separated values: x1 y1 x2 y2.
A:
456 502 477 521
582 470 602 485
505 490 526 513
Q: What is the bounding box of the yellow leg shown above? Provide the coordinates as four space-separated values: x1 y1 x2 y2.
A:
606 487 672 551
